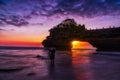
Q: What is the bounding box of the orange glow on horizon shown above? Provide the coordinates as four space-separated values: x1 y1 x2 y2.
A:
0 36 44 47
0 41 42 47
0 37 43 43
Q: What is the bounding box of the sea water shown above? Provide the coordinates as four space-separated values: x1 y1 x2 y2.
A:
0 49 120 80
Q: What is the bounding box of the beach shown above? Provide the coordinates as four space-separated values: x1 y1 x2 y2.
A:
0 49 120 80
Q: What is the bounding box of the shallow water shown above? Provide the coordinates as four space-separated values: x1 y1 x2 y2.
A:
0 49 120 80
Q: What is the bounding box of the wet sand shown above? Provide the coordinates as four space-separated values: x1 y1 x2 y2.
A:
0 50 120 80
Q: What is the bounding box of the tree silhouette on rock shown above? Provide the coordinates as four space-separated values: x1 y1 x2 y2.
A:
42 19 86 49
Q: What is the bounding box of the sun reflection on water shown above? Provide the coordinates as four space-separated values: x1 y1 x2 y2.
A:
71 50 95 80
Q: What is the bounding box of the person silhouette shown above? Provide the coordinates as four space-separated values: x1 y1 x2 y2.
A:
49 48 56 64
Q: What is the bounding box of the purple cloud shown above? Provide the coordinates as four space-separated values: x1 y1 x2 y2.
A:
0 0 120 26
0 28 6 35
0 28 5 31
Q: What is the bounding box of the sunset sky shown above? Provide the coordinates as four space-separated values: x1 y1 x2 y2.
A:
0 0 120 47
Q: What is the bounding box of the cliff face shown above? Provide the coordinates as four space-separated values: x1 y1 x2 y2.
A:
85 27 120 51
42 19 120 51
42 19 86 49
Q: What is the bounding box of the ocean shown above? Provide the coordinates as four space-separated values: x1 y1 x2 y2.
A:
0 49 120 80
